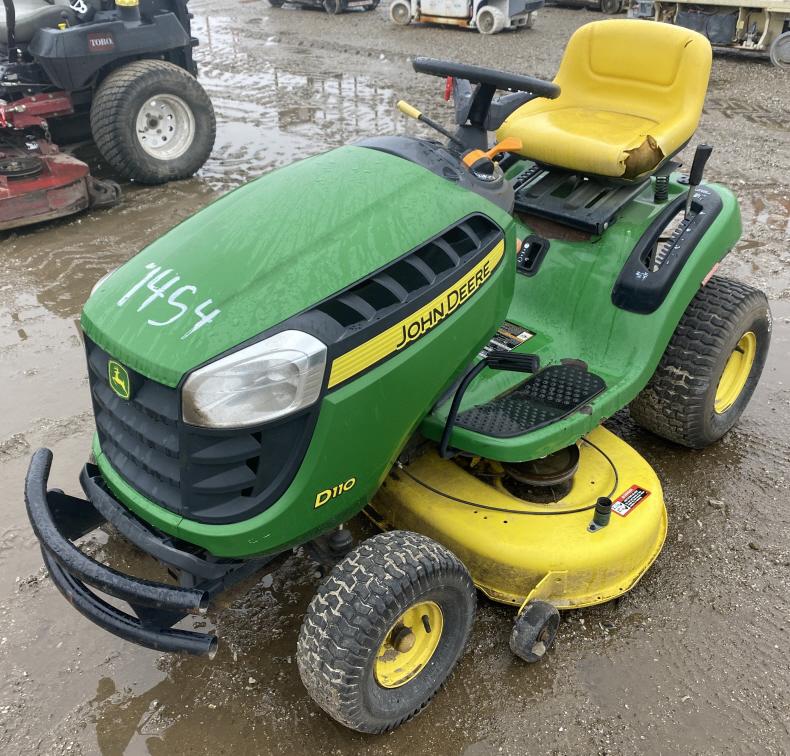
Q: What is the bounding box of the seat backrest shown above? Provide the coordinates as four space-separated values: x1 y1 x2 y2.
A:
556 19 711 134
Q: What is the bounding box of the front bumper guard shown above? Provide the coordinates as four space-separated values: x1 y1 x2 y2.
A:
25 448 271 657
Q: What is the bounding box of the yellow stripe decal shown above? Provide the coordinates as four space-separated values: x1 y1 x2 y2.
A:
328 239 505 389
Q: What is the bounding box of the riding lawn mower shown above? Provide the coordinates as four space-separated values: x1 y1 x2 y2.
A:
24 19 770 734
0 0 214 231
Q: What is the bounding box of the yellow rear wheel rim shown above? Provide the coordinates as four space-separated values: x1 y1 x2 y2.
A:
374 601 443 689
714 331 757 414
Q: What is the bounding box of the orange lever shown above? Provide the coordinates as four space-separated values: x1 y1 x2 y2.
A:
485 136 523 160
462 137 523 167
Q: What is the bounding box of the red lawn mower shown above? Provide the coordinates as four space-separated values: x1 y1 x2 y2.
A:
0 0 215 231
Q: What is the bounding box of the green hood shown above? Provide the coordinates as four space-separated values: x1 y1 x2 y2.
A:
82 145 508 387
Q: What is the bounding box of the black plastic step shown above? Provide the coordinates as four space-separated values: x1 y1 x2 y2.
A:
455 363 606 438
513 164 650 235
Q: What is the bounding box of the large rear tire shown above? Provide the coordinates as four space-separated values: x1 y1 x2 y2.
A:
297 530 476 733
90 60 216 185
630 276 770 448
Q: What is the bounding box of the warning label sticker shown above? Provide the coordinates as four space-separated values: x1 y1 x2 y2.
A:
478 321 534 359
612 485 651 517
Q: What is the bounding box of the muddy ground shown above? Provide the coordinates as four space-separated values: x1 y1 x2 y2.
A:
1 2 789 754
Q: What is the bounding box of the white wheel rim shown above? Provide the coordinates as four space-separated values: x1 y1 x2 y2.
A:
135 94 196 160
478 11 493 31
773 36 790 66
392 2 409 22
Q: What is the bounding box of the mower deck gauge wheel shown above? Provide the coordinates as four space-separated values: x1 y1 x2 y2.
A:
510 600 560 663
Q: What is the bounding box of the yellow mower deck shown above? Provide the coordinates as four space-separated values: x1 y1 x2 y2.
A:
369 426 667 610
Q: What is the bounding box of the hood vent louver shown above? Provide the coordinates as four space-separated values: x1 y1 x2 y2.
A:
312 214 502 336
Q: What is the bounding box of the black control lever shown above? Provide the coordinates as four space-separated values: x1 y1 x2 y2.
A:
438 350 540 458
685 144 712 219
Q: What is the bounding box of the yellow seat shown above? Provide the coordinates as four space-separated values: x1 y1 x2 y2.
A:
497 20 712 179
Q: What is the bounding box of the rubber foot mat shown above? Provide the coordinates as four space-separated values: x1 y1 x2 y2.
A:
456 363 606 438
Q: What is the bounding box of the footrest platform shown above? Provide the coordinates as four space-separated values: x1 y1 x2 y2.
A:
455 362 606 438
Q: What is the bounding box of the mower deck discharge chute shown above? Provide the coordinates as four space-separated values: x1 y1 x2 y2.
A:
25 20 771 734
0 0 215 230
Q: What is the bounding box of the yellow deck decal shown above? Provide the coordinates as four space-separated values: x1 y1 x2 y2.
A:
328 240 505 388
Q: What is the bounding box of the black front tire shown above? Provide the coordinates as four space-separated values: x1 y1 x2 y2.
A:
297 530 476 733
630 276 771 448
323 0 344 13
90 60 216 185
510 600 560 663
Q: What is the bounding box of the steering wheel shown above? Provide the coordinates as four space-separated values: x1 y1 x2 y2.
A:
412 57 560 100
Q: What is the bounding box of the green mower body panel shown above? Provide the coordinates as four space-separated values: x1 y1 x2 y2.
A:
420 168 742 461
82 146 511 387
82 145 516 557
80 146 740 559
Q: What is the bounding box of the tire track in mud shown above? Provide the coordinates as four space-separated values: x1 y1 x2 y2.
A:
703 97 789 133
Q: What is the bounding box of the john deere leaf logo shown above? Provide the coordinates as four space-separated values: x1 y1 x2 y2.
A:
108 360 131 400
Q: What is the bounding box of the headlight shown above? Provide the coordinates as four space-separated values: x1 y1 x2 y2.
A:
182 330 327 428
90 267 117 297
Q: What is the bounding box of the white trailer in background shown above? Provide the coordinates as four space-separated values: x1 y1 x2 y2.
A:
630 0 790 67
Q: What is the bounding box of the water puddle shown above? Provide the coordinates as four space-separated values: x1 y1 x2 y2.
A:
192 14 412 188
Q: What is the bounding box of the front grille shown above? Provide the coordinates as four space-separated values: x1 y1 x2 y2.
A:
85 338 314 524
87 340 182 513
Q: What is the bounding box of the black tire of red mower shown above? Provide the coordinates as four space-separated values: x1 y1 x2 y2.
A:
629 276 771 448
268 0 285 6
90 60 216 185
296 530 476 734
323 0 343 13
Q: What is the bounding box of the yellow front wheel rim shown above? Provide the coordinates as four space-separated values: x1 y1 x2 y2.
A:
715 331 757 414
374 601 444 689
